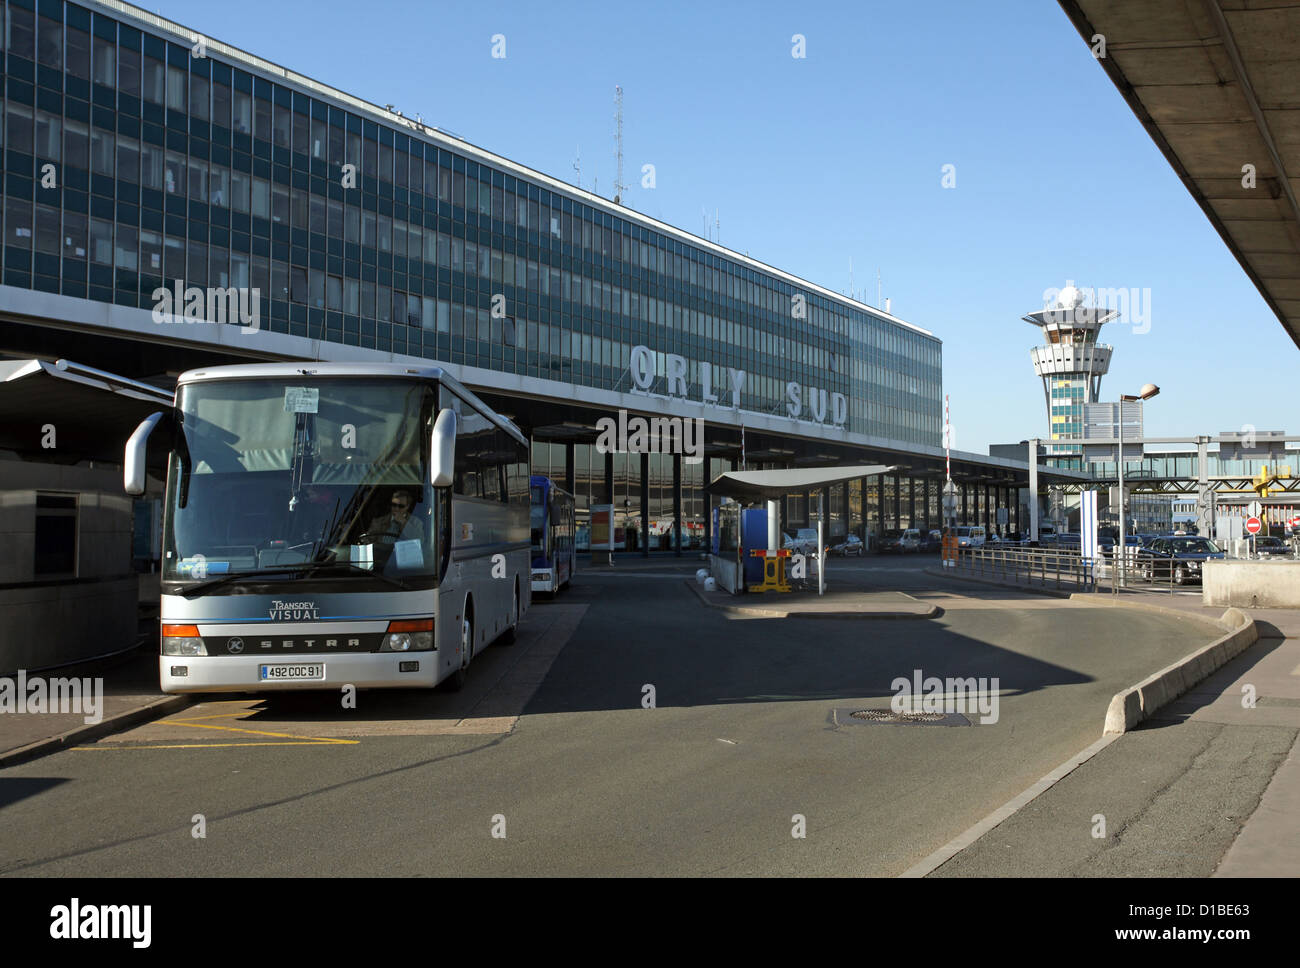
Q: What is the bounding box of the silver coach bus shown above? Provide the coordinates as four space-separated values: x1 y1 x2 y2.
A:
124 362 530 693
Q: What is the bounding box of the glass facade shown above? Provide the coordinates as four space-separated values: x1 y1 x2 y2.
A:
0 0 941 449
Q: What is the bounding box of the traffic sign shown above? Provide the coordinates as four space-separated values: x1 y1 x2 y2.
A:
1247 500 1262 518
1245 516 1263 535
1290 515 1300 529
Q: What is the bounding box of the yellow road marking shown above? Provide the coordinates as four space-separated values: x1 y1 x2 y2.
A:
76 741 358 750
76 713 359 750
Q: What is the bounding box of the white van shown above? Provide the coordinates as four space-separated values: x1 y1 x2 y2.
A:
955 525 986 549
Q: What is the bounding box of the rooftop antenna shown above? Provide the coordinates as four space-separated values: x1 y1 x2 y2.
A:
715 209 720 246
613 86 627 205
876 268 882 309
849 257 854 300
572 145 582 189
702 208 709 240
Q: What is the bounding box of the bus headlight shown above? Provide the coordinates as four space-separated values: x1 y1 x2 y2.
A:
161 624 207 656
384 619 434 651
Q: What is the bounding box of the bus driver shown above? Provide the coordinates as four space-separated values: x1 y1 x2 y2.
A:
367 489 426 545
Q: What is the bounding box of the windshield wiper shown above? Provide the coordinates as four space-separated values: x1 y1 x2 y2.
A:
176 561 412 597
293 560 413 591
175 565 306 598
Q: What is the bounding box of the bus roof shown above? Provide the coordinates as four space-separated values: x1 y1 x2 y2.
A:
173 361 526 447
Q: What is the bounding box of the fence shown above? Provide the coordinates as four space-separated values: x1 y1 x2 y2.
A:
955 546 1202 594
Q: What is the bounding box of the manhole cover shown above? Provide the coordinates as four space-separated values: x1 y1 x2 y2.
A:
851 709 948 723
831 707 970 727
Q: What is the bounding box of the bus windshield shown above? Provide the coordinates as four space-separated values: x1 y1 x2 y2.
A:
162 377 438 587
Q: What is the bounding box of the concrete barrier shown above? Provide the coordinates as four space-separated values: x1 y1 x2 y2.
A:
1102 606 1257 734
1203 559 1300 608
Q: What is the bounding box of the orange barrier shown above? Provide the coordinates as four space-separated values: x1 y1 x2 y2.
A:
941 535 959 565
748 548 792 593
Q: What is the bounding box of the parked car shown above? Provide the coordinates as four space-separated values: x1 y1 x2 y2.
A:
783 528 821 557
832 534 865 556
1254 535 1292 557
878 528 921 553
953 525 985 549
920 529 943 553
1136 536 1225 585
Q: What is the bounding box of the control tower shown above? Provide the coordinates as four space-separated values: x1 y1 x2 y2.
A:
1023 284 1118 456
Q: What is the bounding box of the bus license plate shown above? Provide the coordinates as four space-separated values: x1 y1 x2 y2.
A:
260 664 324 681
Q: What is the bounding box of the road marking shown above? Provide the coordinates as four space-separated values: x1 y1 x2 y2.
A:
78 717 359 750
79 605 589 748
76 741 357 750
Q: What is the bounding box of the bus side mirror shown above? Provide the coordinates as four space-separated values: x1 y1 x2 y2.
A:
430 408 456 488
124 411 165 495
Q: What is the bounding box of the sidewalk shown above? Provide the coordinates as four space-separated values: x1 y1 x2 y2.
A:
922 574 1300 877
0 639 189 769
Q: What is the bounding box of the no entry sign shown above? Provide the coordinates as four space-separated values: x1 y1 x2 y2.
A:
1245 516 1263 535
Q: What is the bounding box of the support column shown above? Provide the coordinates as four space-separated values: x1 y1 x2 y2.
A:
640 452 650 558
1029 439 1040 542
565 441 576 497
672 454 682 556
908 478 916 529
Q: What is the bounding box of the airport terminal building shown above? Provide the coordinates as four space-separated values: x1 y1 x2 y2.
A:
0 0 1058 563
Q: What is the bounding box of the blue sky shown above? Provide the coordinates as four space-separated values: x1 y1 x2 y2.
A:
160 0 1299 449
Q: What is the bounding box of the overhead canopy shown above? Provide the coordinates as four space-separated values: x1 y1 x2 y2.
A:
706 464 900 502
0 359 173 463
1059 0 1300 353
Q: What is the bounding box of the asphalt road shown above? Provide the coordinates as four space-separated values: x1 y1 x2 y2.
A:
0 556 1229 876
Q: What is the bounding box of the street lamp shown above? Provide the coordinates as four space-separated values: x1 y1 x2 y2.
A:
1116 385 1160 587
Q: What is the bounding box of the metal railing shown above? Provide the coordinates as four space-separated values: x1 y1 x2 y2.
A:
955 545 1215 594
955 546 1098 591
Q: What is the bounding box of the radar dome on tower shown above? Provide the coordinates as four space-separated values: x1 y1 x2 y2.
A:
1056 285 1084 310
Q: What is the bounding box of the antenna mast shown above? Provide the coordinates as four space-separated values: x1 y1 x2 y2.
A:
613 86 627 204
572 145 581 188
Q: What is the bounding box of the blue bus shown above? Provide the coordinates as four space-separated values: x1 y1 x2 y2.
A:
530 476 576 594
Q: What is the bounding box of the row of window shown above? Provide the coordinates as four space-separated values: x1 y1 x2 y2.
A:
2 0 942 444
2 3 940 349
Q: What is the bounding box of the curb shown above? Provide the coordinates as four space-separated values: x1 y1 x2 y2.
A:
0 694 193 770
683 579 938 620
1064 592 1229 628
921 567 1076 599
1100 605 1257 734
